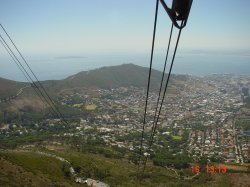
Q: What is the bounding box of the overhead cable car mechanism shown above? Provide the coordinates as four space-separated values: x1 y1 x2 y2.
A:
160 0 193 29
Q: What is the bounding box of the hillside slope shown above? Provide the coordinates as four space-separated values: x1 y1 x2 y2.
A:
0 64 187 94
42 64 169 92
1 148 244 187
0 78 27 98
65 63 162 88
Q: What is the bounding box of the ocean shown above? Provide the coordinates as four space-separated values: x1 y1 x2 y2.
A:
1 52 250 82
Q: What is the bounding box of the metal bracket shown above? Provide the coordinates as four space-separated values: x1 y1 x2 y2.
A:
160 0 193 29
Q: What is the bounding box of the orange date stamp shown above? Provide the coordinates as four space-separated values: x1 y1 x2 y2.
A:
191 165 227 173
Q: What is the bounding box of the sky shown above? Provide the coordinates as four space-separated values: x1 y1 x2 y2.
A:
0 0 249 55
0 0 250 80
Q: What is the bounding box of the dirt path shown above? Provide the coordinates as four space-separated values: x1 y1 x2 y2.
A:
0 85 30 103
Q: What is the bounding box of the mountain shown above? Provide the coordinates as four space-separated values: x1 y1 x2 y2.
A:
69 63 162 87
0 63 187 96
43 63 187 92
41 64 162 91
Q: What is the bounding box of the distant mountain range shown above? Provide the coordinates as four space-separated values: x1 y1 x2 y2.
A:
0 63 187 98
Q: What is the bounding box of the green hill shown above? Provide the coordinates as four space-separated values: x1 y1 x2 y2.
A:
0 63 187 94
64 63 162 89
45 63 190 92
42 63 174 92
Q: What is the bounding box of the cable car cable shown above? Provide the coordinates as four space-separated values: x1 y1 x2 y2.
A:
0 24 68 125
136 0 160 179
141 20 184 177
149 23 173 148
0 34 61 119
138 23 174 180
0 38 58 118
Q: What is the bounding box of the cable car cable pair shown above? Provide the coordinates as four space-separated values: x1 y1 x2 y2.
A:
137 0 193 181
0 36 59 119
0 24 68 125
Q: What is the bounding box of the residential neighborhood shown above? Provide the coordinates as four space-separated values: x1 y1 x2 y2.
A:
1 75 249 166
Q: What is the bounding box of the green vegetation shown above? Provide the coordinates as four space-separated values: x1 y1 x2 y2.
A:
72 103 83 108
0 133 53 149
131 106 143 112
0 147 242 186
0 157 50 186
172 135 183 140
2 152 67 180
91 97 99 102
152 151 190 169
0 151 74 186
113 104 123 110
85 104 97 110
244 96 250 108
81 145 123 159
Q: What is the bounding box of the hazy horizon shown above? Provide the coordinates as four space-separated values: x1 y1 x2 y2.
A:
1 50 250 82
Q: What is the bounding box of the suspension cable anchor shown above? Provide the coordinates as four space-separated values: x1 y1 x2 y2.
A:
160 0 193 29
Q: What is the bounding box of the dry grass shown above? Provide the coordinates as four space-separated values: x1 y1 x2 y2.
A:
224 164 249 172
230 173 250 187
7 89 47 112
